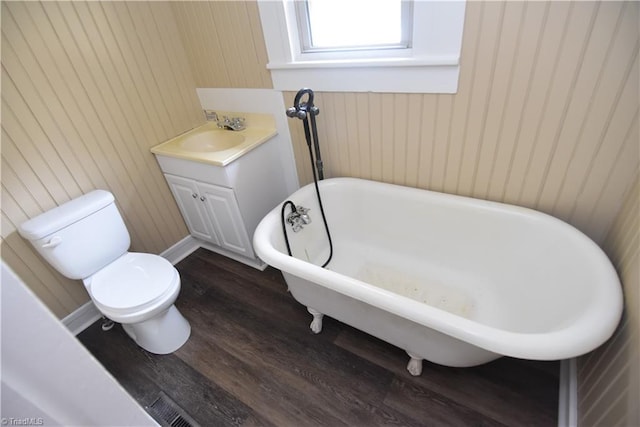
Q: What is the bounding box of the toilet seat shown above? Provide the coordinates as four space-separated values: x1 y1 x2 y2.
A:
90 253 179 315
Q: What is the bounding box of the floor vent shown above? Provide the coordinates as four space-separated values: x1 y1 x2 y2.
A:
146 392 199 427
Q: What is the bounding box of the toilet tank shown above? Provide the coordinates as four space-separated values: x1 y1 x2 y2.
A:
18 190 131 280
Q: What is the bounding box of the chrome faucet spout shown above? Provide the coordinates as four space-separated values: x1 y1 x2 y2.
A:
217 116 246 131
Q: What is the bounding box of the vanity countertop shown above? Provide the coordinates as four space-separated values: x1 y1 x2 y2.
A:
151 112 277 167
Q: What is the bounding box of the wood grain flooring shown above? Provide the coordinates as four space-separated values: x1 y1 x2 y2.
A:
79 248 559 426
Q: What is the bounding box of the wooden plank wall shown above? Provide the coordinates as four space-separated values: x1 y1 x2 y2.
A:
581 176 639 427
1 1 203 318
170 1 272 89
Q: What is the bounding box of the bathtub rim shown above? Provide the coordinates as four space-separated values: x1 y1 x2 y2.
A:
253 177 624 361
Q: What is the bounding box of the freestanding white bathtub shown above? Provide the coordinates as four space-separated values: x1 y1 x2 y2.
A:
253 178 623 375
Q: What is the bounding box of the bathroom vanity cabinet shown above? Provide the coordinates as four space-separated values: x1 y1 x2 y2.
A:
164 174 254 259
151 118 290 270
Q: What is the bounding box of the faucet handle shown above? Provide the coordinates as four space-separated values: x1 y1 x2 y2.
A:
296 205 311 224
230 116 246 129
216 116 230 129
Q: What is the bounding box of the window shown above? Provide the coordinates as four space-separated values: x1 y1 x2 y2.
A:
257 0 466 93
297 0 411 53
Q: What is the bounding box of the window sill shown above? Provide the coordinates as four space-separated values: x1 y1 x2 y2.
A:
267 55 460 70
268 62 460 93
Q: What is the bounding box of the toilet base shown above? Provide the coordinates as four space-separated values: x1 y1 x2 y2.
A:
122 305 190 354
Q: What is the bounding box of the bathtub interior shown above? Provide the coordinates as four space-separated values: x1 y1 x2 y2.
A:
269 179 618 336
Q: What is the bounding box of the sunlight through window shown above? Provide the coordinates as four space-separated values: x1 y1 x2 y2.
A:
302 0 407 50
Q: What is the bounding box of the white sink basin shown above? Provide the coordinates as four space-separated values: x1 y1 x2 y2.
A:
180 130 245 152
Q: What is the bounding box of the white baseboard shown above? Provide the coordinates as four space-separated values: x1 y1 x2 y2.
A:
199 241 267 271
62 300 102 336
558 358 578 427
158 235 267 270
159 235 201 265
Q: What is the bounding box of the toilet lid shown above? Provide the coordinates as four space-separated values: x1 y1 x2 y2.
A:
90 253 178 311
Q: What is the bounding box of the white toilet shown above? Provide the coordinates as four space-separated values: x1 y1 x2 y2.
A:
18 190 191 354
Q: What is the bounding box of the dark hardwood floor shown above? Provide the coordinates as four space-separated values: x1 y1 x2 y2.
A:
79 248 559 427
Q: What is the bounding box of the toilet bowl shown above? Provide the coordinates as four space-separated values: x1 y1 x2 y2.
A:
18 190 191 354
86 252 190 354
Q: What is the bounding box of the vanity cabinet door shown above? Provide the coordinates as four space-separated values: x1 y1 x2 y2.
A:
197 182 255 258
164 174 220 245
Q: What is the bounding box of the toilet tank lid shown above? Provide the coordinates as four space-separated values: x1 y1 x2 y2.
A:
18 190 115 241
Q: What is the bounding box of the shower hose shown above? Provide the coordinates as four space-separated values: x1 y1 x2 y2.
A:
281 88 333 268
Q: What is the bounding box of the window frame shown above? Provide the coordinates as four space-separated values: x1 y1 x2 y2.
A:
257 0 467 94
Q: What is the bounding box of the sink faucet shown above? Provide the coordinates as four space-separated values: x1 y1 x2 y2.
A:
217 116 246 131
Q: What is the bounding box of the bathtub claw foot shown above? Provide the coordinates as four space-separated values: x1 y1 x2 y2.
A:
307 307 324 334
406 353 423 376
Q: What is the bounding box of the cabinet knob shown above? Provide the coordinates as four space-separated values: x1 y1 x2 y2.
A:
192 193 197 198
200 196 206 201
